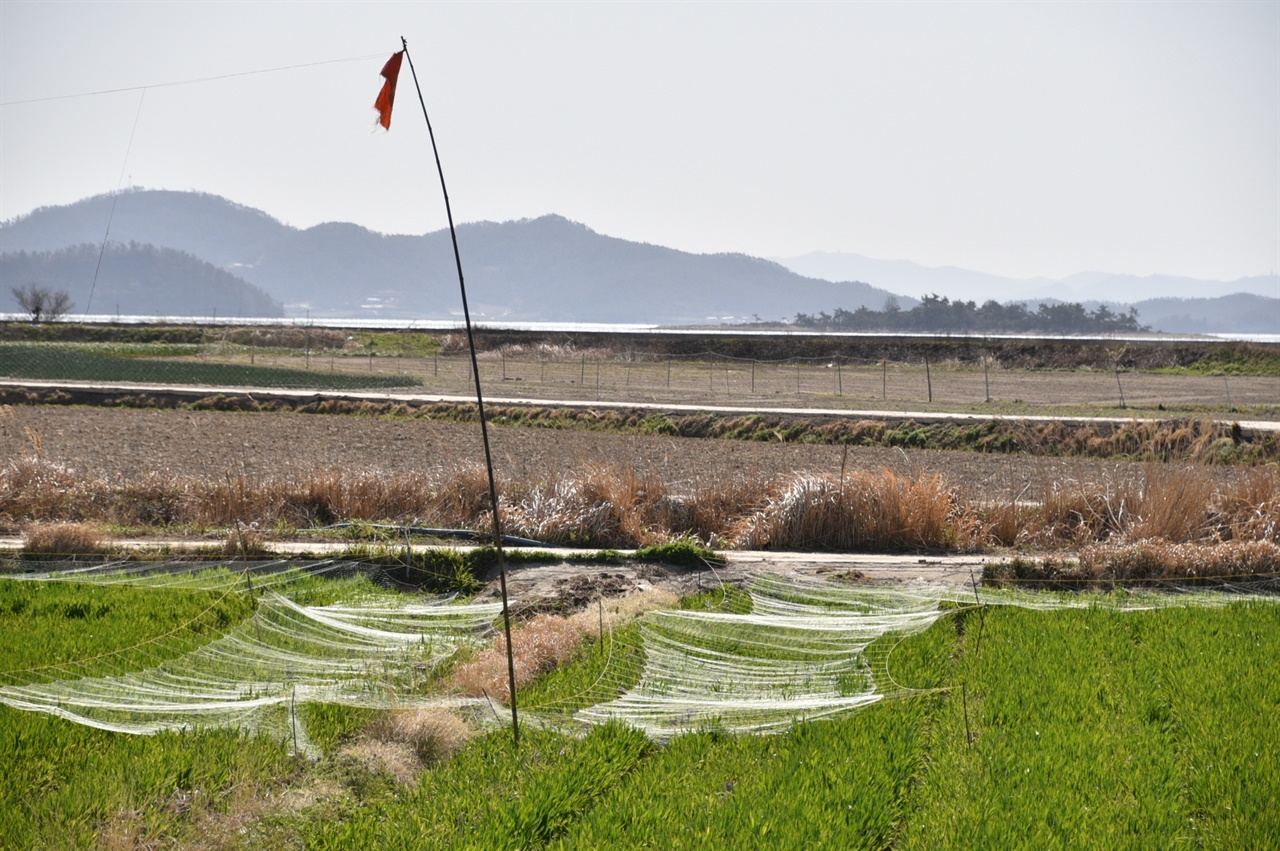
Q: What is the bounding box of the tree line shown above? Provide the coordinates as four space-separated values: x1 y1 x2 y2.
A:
793 294 1146 334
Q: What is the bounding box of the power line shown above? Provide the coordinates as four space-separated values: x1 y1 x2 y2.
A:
0 52 388 107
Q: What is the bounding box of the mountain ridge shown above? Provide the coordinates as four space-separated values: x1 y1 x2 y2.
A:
1 191 906 324
2 190 1275 333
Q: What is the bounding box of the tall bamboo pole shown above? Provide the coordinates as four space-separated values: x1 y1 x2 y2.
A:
400 38 519 745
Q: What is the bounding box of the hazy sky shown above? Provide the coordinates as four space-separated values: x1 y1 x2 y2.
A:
1 1 1276 283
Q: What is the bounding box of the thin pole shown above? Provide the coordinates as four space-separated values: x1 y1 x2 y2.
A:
401 38 519 746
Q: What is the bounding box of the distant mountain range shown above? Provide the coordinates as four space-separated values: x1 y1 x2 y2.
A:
0 190 906 325
775 251 1279 334
774 250 1278 304
1 189 1275 333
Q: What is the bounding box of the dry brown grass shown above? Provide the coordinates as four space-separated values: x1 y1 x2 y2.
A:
682 474 772 547
342 708 473 784
1079 538 1280 581
23 521 107 555
451 613 586 702
732 469 977 552
502 464 675 547
1 456 1275 555
988 538 1280 587
449 587 675 705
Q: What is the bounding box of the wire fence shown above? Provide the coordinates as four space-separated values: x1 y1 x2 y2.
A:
0 340 1273 413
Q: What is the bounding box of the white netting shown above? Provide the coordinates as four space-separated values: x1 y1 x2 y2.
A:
0 561 502 755
2 561 1275 751
570 575 952 737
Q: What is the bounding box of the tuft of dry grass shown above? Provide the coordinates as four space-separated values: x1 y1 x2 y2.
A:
23 521 107 555
450 613 586 702
502 464 673 547
988 538 1280 588
732 469 975 552
1079 538 1280 582
345 708 473 784
682 474 771 546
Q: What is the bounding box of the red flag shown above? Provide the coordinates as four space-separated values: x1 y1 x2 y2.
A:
374 51 404 130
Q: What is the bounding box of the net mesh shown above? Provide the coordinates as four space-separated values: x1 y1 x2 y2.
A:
2 560 1273 751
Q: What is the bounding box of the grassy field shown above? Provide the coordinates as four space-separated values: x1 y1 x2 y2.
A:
0 342 421 390
2 332 1278 417
1 571 1276 849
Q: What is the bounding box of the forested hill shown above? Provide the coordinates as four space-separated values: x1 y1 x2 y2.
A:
792 295 1146 335
1 243 283 318
0 190 907 323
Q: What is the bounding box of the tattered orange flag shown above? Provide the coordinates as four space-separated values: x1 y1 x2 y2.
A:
374 51 404 130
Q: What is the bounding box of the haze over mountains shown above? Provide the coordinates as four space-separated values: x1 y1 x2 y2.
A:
1 189 1276 334
775 251 1278 305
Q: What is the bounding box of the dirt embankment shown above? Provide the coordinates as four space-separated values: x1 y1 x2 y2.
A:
5 321 1275 371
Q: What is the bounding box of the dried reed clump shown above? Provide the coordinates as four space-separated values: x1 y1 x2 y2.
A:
1019 479 1136 547
428 463 499 526
1077 538 1280 582
282 470 436 527
975 500 1034 548
1121 464 1218 542
23 522 108 555
0 457 94 524
681 475 771 546
1209 467 1280 542
732 469 972 552
450 613 588 702
501 465 673 547
1015 466 1280 549
349 709 473 783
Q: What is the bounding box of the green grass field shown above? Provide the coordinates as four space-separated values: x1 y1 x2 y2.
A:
1 574 1276 849
0 342 420 390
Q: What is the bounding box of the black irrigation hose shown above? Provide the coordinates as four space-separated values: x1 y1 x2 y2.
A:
318 523 550 549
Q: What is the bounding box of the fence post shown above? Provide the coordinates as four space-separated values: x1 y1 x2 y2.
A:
882 359 887 400
796 360 802 394
925 354 932 403
983 357 990 403
837 361 843 396
502 350 507 381
580 353 586 385
1224 375 1233 411
1115 368 1126 409
751 359 756 393
667 359 672 388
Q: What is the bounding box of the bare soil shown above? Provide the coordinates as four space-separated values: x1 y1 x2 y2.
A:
0 405 1244 503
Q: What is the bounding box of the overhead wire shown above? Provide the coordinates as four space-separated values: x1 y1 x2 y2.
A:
0 52 390 107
